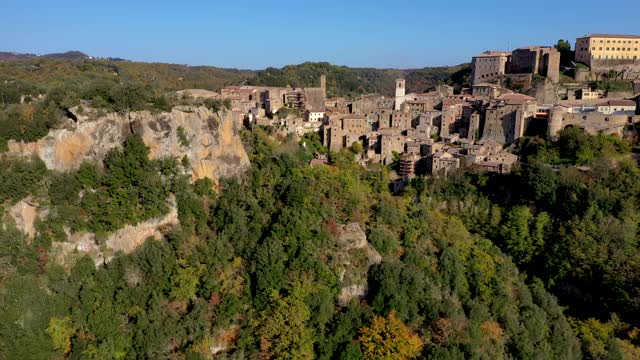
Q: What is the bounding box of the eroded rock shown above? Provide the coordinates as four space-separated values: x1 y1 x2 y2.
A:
8 106 250 184
51 195 179 267
334 223 382 305
8 198 39 239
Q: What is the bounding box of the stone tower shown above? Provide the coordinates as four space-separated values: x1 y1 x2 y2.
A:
548 106 566 140
320 75 327 98
394 79 406 110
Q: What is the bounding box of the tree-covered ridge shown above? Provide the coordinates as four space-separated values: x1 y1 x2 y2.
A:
0 58 250 95
246 62 471 98
1 127 586 359
431 127 640 359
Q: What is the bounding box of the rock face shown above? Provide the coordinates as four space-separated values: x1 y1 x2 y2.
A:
8 106 250 184
6 106 249 267
8 198 39 239
335 223 382 305
51 196 179 267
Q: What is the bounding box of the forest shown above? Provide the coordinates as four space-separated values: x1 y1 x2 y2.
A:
1 123 639 358
246 62 471 98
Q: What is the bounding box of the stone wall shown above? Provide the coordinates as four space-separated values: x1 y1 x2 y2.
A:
589 60 640 80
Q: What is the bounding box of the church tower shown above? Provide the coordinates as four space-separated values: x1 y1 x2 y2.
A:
394 79 406 110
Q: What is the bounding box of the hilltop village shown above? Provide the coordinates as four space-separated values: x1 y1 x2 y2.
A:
179 34 640 180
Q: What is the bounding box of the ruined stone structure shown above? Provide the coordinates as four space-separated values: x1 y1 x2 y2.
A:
510 46 560 83
549 105 639 139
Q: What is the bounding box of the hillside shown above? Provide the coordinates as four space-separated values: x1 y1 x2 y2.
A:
246 61 471 98
1 53 639 359
0 126 582 359
0 56 252 95
0 53 471 102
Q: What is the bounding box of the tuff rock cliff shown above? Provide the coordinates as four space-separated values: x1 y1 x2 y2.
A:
8 105 249 183
6 106 250 267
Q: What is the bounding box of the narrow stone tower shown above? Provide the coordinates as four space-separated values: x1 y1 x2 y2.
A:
548 106 566 140
394 79 406 110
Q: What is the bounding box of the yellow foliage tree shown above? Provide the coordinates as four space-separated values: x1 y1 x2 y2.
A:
359 311 423 360
47 316 76 354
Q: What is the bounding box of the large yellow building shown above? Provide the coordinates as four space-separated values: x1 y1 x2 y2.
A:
575 34 640 66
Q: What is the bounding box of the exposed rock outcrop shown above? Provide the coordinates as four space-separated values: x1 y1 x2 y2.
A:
8 106 249 184
334 223 382 305
51 196 179 267
8 198 39 239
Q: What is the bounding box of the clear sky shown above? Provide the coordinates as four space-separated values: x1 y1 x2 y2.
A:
2 0 639 69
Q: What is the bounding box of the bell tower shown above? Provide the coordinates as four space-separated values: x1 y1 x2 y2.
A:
394 79 406 110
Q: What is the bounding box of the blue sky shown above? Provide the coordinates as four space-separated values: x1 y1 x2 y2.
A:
1 0 638 69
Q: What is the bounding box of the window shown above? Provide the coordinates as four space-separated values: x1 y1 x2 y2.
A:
599 47 603 50
607 47 610 50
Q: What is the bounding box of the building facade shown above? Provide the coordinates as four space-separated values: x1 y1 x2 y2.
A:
575 34 640 66
470 51 511 84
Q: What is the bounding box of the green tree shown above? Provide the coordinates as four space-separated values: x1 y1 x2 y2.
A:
256 288 314 359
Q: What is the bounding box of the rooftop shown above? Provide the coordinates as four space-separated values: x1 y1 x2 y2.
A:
496 93 535 104
596 100 637 107
474 50 511 58
579 34 640 39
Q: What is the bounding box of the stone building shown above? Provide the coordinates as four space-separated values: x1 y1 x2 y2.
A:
391 109 413 130
471 83 511 98
576 34 640 66
509 46 560 83
471 51 511 84
595 100 637 115
394 79 408 110
548 105 640 139
430 151 460 177
379 128 405 164
482 94 536 144
576 34 640 80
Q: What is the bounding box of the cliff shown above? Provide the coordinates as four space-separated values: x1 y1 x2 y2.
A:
5 106 250 267
7 105 250 184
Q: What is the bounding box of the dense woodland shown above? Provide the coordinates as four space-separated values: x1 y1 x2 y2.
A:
0 57 639 359
246 62 471 98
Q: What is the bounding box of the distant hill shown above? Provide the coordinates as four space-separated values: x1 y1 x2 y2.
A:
0 50 90 61
0 55 253 94
0 52 39 61
42 50 90 60
0 51 470 97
